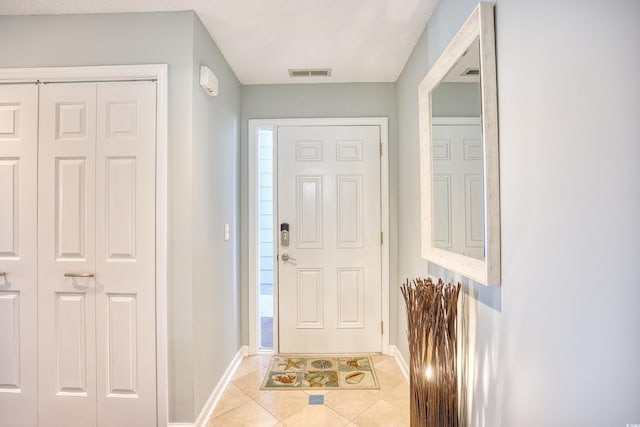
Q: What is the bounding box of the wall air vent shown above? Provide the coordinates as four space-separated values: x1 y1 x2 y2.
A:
461 68 480 76
288 68 332 78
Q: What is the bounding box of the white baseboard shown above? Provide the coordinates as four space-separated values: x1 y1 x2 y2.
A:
169 345 249 427
389 345 410 383
194 345 249 426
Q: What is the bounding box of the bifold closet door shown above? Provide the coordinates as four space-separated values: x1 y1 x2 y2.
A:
94 82 156 426
0 85 39 427
38 81 157 427
38 83 98 426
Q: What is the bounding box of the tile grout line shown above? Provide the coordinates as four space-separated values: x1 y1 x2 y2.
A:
209 383 253 420
322 390 381 422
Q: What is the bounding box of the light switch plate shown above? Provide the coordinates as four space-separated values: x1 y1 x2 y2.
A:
224 223 230 241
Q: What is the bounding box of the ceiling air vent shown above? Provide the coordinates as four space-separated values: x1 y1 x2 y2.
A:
461 68 480 76
288 68 332 78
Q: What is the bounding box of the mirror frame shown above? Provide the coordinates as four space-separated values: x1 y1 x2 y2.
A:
418 2 500 286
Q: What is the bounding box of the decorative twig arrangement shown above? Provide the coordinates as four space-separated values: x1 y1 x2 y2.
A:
401 278 461 427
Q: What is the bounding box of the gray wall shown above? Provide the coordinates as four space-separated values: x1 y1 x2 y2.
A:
191 14 242 417
432 82 481 116
240 83 399 346
0 11 243 424
396 0 640 425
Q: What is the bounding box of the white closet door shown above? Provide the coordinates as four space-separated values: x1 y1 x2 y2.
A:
38 81 157 426
38 83 98 427
0 85 38 427
95 81 156 426
38 81 157 427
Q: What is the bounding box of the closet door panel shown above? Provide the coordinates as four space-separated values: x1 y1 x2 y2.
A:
38 83 97 427
0 85 38 427
95 81 157 426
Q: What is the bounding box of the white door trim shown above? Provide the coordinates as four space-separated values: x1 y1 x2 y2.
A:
0 65 169 427
248 117 390 356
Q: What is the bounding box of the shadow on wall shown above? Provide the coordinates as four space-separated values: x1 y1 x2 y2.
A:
458 288 474 427
429 263 502 427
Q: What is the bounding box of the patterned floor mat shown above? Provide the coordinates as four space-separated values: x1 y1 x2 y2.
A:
261 355 380 390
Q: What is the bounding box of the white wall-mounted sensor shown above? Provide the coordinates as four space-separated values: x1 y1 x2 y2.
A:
199 65 219 96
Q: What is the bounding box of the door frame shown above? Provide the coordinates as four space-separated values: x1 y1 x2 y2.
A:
0 65 169 427
248 117 390 356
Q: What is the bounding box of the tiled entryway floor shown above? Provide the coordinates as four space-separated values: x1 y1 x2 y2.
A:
207 354 409 426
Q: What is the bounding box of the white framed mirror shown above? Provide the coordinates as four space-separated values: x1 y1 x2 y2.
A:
419 2 500 286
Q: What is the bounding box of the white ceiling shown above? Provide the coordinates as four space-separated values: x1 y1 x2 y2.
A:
0 0 439 84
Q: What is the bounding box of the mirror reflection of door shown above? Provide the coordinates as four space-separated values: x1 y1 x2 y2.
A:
431 118 484 260
430 37 485 260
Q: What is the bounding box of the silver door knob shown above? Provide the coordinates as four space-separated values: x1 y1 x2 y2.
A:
281 253 296 262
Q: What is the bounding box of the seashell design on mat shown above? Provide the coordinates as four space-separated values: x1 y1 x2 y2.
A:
303 371 338 387
344 371 365 384
311 359 333 369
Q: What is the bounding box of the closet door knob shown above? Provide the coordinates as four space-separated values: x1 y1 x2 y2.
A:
0 272 6 277
64 273 95 278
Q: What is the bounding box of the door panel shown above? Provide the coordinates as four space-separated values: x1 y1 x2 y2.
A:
0 84 38 427
56 157 89 259
95 82 156 426
56 292 89 395
105 157 137 259
337 176 363 248
296 176 322 248
105 294 138 395
297 268 323 328
38 83 97 427
0 292 20 386
0 159 19 256
337 268 364 328
278 125 381 353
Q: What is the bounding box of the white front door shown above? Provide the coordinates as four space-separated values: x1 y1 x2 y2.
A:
0 84 39 427
37 81 156 427
277 125 382 353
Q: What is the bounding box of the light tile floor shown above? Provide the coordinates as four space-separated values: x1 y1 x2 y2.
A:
207 354 409 427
